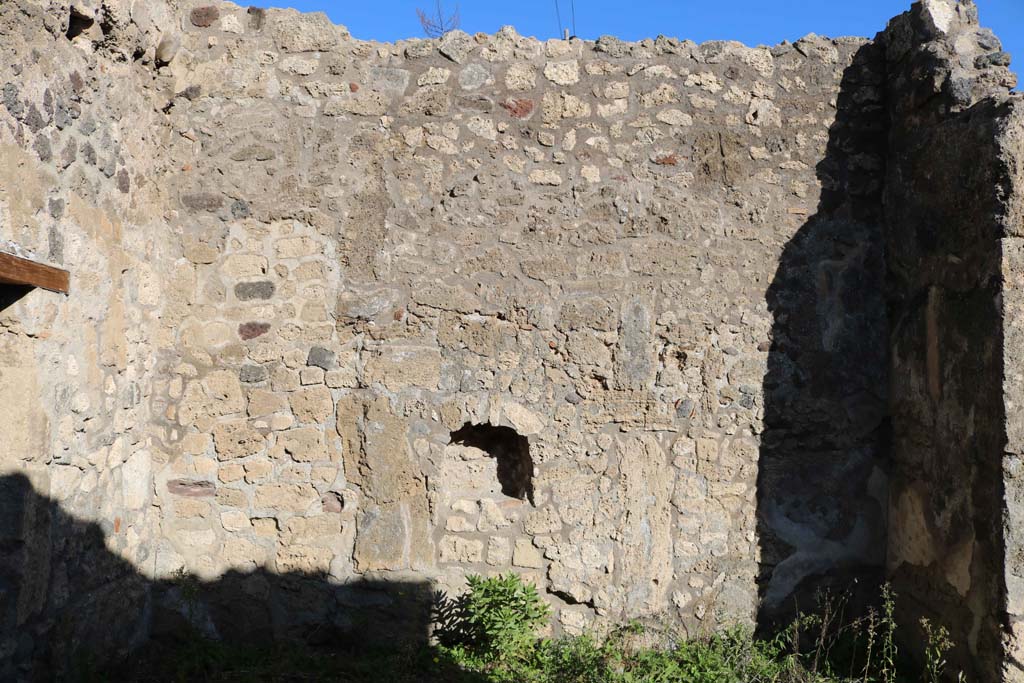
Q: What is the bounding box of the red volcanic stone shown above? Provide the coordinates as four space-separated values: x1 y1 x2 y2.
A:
501 98 534 119
167 479 215 497
349 82 360 92
653 153 679 166
190 6 220 27
238 321 271 340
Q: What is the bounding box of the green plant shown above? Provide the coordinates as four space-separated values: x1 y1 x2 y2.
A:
880 583 898 683
102 578 976 683
920 617 952 683
171 566 201 630
448 572 550 666
536 633 608 683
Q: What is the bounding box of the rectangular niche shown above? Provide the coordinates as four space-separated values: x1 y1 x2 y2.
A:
448 422 534 504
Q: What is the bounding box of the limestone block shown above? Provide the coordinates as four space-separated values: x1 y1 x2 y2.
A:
252 518 278 537
467 116 497 140
559 607 590 635
299 367 325 385
276 427 326 462
276 545 333 573
323 93 388 117
364 346 441 391
222 254 268 279
486 536 511 566
275 236 319 259
745 98 782 127
272 10 343 53
618 434 673 613
175 498 212 519
921 0 957 36
212 420 266 459
370 66 411 92
513 539 545 568
281 56 319 75
354 502 408 570
222 538 266 570
613 300 655 391
171 526 217 554
418 67 451 86
221 510 252 532
203 370 246 416
244 459 273 483
439 446 501 497
254 483 319 513
282 514 342 544
446 516 473 532
524 506 562 535
528 169 562 186
216 487 248 508
325 362 358 388
478 499 512 531
218 463 244 483
597 99 628 118
438 30 475 63
247 389 287 417
439 535 484 563
544 60 579 85
656 109 693 126
400 85 451 116
289 386 333 423
121 449 151 510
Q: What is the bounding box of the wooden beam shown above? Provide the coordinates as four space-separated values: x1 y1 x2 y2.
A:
0 251 69 294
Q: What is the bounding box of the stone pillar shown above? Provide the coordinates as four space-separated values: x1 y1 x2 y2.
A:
881 1 1023 678
999 107 1024 680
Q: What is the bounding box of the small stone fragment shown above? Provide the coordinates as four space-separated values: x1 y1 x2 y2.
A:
529 169 562 186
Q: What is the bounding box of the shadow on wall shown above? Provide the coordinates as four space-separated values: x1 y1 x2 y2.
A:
0 285 33 312
756 40 890 627
0 472 448 681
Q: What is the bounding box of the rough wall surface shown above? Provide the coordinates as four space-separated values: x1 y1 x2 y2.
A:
0 0 178 674
1001 106 1024 679
152 0 893 642
881 1 1021 680
0 0 1022 678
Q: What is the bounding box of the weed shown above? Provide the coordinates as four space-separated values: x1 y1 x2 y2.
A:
920 617 952 683
102 576 970 683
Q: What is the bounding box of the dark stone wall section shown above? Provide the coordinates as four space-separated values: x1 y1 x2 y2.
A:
879 1 1021 679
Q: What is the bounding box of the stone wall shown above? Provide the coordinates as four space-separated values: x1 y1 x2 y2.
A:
1 0 1023 679
151 0 896 642
0 0 178 675
880 2 1021 680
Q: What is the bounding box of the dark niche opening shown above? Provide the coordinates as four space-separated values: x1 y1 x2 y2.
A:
66 8 94 41
450 422 534 504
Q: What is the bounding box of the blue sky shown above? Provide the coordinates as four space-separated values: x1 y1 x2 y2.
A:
273 0 1021 82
